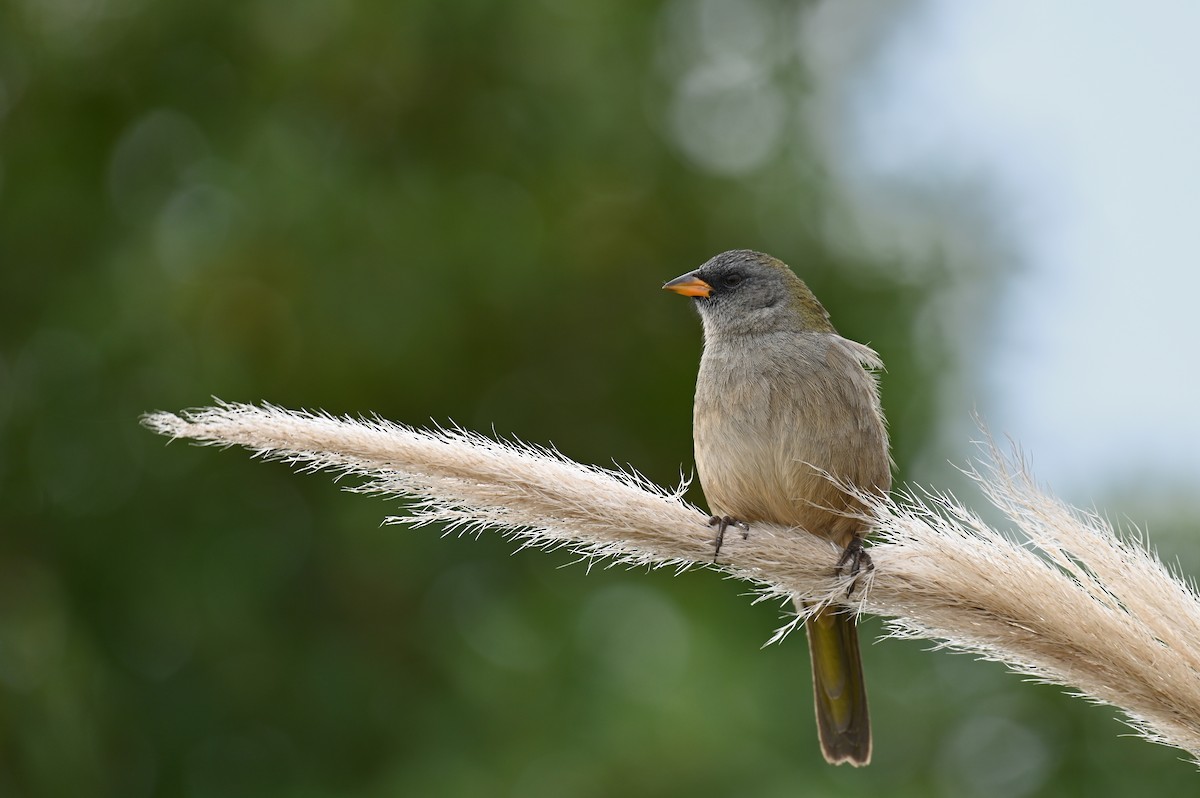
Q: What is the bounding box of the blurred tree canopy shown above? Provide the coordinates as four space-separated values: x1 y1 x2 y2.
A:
0 0 1195 796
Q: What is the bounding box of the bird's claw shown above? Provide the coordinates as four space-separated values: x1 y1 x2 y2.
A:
707 515 750 561
835 538 873 597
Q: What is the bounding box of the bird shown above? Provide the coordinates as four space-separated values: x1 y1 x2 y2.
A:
663 249 891 766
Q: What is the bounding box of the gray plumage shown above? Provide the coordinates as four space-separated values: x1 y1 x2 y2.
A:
665 249 891 765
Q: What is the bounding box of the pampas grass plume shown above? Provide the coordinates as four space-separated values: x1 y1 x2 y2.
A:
142 401 1200 761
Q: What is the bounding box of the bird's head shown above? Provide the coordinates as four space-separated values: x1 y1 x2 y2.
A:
663 250 834 338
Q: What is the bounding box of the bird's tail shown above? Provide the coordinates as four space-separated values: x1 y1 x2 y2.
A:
803 602 871 766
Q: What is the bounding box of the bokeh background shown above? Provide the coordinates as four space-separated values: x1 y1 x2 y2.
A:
3 0 1199 795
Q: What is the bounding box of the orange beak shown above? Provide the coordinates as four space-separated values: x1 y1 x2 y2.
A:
662 273 713 298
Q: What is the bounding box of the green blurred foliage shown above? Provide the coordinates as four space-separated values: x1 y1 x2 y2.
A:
0 0 1195 796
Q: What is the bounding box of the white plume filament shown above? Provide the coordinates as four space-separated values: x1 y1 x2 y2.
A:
141 401 1200 761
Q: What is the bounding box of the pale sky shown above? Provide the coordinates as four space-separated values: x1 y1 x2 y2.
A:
849 0 1200 498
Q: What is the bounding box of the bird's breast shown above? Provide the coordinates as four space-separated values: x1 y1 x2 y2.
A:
693 342 806 523
691 333 889 542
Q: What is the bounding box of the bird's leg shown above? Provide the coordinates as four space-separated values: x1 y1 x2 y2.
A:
835 537 873 597
707 515 750 561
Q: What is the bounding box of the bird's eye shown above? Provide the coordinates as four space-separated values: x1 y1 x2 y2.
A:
722 273 743 288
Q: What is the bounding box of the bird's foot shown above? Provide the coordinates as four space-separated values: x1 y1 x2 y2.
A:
835 538 873 597
707 515 750 561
